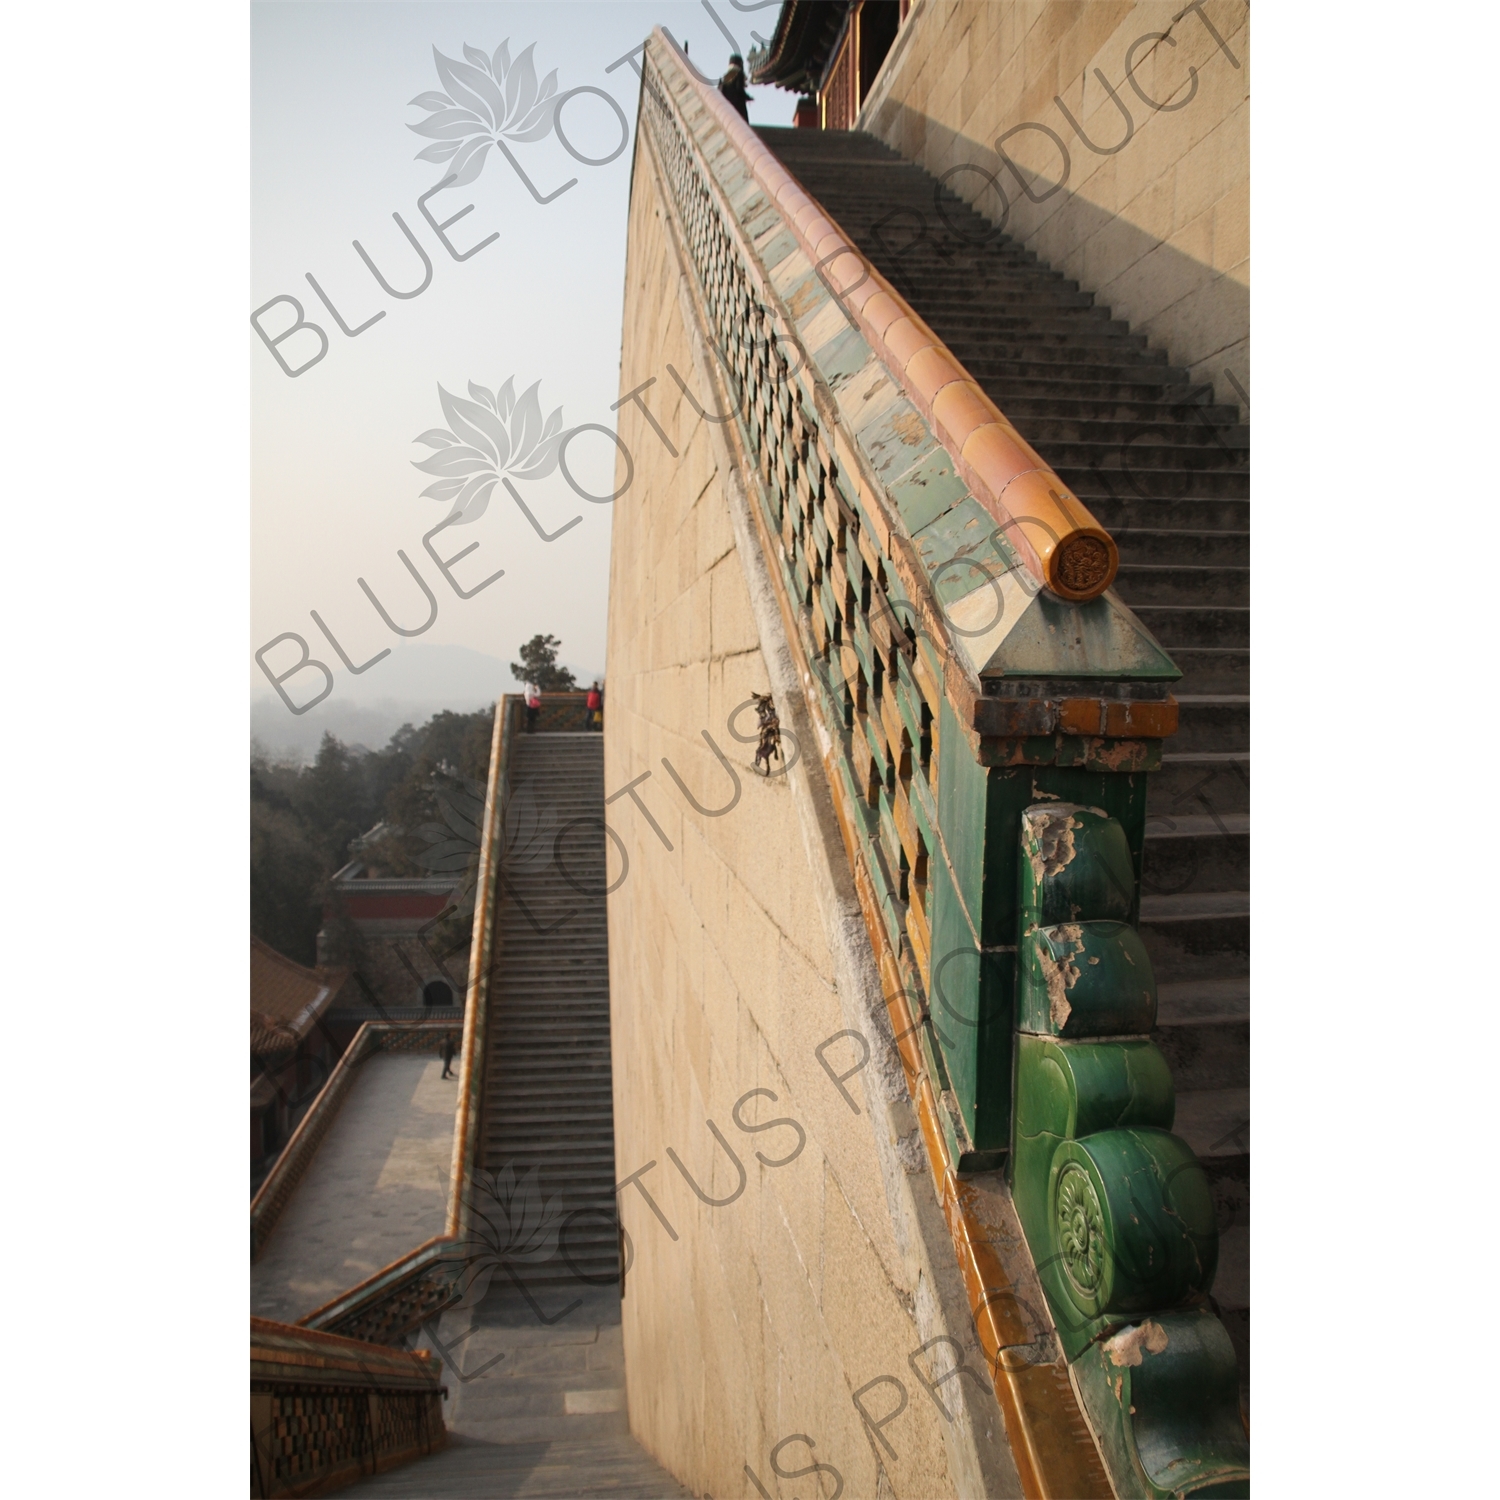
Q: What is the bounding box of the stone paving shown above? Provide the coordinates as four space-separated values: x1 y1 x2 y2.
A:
251 1052 459 1324
344 1286 692 1498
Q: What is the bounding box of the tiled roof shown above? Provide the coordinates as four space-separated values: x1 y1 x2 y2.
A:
250 936 348 1056
750 0 851 91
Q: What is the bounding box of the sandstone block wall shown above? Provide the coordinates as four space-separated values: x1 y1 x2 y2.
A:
603 141 1009 1499
862 0 1249 412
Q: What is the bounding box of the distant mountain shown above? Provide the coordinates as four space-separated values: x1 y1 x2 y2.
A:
252 641 599 762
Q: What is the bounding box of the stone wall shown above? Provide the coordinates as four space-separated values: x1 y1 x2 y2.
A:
861 0 1249 412
604 133 1018 1499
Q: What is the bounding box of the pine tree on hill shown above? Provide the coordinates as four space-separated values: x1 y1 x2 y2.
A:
510 633 577 691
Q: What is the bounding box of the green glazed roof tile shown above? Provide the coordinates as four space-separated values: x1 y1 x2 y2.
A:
912 498 1003 608
812 325 872 392
886 447 972 535
758 227 799 272
769 245 812 297
860 398 938 486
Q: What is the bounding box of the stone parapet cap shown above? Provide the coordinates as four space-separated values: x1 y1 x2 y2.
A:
251 1315 443 1391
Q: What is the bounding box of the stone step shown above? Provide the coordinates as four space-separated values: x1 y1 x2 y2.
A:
338 1433 691 1496
917 298 1114 322
1028 441 1248 477
1054 462 1249 499
488 1029 613 1043
1086 495 1248 532
488 1032 614 1047
487 1107 617 1126
1153 1015 1249 1092
1127 604 1248 649
482 1132 616 1152
1113 563 1249 607
1173 1087 1250 1162
1143 814 1249 895
486 1082 614 1101
999 394 1239 426
482 1146 618 1169
1152 648 1247 696
1171 695 1248 754
1113 530 1249 568
1017 417 1249 451
489 1038 612 1050
910 288 1102 311
480 1148 617 1169
957 336 1165 363
980 373 1194 402
1138 891 1249 982
1151 752 1250 814
1156 974 1250 1026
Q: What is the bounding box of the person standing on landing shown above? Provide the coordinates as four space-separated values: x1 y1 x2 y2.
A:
525 684 541 733
719 54 752 121
586 681 602 731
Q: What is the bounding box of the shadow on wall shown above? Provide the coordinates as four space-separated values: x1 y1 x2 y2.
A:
859 101 1249 418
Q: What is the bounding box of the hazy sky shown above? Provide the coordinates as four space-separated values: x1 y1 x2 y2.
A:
252 1 794 745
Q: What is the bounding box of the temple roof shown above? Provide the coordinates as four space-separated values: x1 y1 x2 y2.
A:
749 0 851 92
250 936 347 1057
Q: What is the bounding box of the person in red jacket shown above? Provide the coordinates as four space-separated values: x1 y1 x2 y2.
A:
586 681 603 731
525 685 541 733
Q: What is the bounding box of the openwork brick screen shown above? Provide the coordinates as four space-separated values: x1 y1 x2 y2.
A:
643 50 944 986
251 1319 446 1498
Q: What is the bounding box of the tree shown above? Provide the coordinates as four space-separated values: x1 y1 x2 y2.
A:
292 732 378 871
510 633 577 691
251 763 325 963
248 710 498 964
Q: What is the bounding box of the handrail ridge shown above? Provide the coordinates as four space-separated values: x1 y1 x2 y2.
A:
668 34 1119 603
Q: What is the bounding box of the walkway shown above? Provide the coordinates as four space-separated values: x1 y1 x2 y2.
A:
251 1051 460 1324
340 1226 690 1495
343 1284 687 1494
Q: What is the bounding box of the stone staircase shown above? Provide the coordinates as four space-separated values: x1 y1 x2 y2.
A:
757 127 1250 1403
482 731 620 1298
340 733 690 1499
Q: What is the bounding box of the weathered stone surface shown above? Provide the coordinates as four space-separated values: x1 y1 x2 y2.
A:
603 132 1010 1500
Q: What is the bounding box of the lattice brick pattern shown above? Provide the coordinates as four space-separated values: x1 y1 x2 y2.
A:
643 56 942 988
324 1266 456 1346
266 1389 368 1486
375 1389 436 1457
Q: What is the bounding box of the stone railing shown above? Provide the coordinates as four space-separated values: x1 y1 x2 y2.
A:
251 1020 461 1260
640 32 1246 1498
292 696 519 1343
250 1317 446 1497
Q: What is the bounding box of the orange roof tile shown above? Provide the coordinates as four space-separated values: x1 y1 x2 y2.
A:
250 936 348 1056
